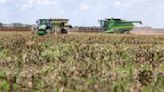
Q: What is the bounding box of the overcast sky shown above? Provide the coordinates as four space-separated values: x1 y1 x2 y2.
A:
0 0 164 28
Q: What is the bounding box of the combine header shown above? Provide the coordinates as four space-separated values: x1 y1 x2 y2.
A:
99 18 142 33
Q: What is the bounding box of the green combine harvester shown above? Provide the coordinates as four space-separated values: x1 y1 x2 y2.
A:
32 19 72 35
99 18 142 33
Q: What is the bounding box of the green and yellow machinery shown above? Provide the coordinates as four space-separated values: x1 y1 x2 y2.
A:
99 18 142 33
33 19 72 35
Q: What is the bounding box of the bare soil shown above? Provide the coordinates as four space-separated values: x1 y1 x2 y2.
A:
130 27 164 35
1 27 164 35
0 27 30 32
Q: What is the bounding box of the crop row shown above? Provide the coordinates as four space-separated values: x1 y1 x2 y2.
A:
0 33 164 92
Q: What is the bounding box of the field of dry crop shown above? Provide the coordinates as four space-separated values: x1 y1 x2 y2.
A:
0 32 164 92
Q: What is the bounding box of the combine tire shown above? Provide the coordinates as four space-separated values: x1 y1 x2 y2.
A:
61 29 68 34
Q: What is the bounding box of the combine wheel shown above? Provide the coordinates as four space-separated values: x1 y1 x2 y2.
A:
61 29 68 34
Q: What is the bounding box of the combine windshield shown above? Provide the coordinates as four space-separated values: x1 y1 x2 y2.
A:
37 19 51 26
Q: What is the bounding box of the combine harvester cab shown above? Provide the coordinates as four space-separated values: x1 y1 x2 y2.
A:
32 18 72 36
36 19 51 35
99 18 142 33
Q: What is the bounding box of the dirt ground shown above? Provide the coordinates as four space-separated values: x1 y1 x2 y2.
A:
0 27 164 35
130 27 164 35
0 27 30 32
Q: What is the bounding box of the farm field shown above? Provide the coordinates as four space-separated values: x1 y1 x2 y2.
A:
0 32 164 92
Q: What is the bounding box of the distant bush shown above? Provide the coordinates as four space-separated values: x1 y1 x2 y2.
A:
11 23 24 27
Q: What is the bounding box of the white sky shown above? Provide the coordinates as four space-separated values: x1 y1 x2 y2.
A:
0 0 164 28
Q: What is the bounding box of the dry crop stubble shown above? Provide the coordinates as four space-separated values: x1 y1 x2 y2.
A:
0 32 163 92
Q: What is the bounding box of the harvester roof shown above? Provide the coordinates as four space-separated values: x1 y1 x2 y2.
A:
50 19 69 23
105 18 121 20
